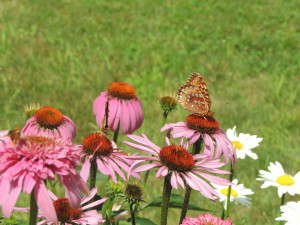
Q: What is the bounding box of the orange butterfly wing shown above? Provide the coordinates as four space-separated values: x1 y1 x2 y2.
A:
178 73 212 116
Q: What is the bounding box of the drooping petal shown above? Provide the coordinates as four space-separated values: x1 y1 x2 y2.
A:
34 180 58 223
80 158 91 182
2 182 22 218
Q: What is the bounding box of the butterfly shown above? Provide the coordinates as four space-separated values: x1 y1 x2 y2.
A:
178 73 213 116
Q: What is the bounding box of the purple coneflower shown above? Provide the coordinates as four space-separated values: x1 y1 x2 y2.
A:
22 106 76 141
0 135 89 222
93 82 143 134
180 213 232 225
161 114 236 163
15 188 107 225
124 134 231 200
80 133 140 183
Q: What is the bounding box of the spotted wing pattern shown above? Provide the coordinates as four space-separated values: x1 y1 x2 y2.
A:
178 73 212 116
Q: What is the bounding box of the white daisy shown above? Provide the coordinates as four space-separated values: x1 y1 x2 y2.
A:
211 179 254 209
275 201 300 225
226 126 262 159
256 161 300 197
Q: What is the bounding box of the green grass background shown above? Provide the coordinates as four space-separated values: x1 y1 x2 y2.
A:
1 0 300 224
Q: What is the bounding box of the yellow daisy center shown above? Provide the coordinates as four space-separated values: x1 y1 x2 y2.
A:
276 175 295 186
231 141 243 150
220 188 238 197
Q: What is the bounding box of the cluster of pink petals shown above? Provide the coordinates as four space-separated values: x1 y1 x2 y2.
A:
22 115 76 141
161 122 236 163
0 135 89 223
93 92 143 134
124 134 232 200
181 213 232 225
80 142 140 183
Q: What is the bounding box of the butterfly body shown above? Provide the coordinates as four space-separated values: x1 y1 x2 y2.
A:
178 73 213 116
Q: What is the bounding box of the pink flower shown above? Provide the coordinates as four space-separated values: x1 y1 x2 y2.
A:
124 134 232 200
93 82 143 134
181 213 232 225
22 107 76 141
0 135 89 223
80 133 140 183
161 114 236 163
15 188 107 225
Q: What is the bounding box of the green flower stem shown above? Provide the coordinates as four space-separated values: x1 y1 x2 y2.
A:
143 111 169 186
179 137 203 223
281 193 285 206
161 174 172 225
224 163 234 219
29 190 38 225
113 123 120 145
179 185 191 224
130 203 136 225
89 157 97 189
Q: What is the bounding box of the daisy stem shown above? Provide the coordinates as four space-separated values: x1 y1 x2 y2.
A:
113 123 120 145
29 191 38 225
179 137 203 224
161 174 172 225
130 203 136 225
281 193 285 206
89 157 97 189
224 163 234 219
143 111 169 187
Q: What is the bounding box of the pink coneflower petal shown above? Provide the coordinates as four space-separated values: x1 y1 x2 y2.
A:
120 100 131 134
96 159 111 175
123 141 158 155
93 92 107 115
107 158 126 180
174 171 185 188
35 180 58 223
127 101 137 133
2 182 22 218
80 159 91 182
171 173 179 189
111 100 122 131
156 166 169 178
194 171 232 186
133 163 161 173
108 98 119 127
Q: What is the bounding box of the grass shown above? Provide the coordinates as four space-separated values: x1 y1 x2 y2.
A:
1 0 300 224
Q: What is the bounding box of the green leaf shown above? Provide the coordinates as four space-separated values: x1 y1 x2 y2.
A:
142 194 211 211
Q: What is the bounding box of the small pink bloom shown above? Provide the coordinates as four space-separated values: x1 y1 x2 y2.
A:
80 133 140 183
181 213 232 225
93 82 143 134
161 114 236 163
22 107 76 141
124 134 232 201
0 135 89 223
